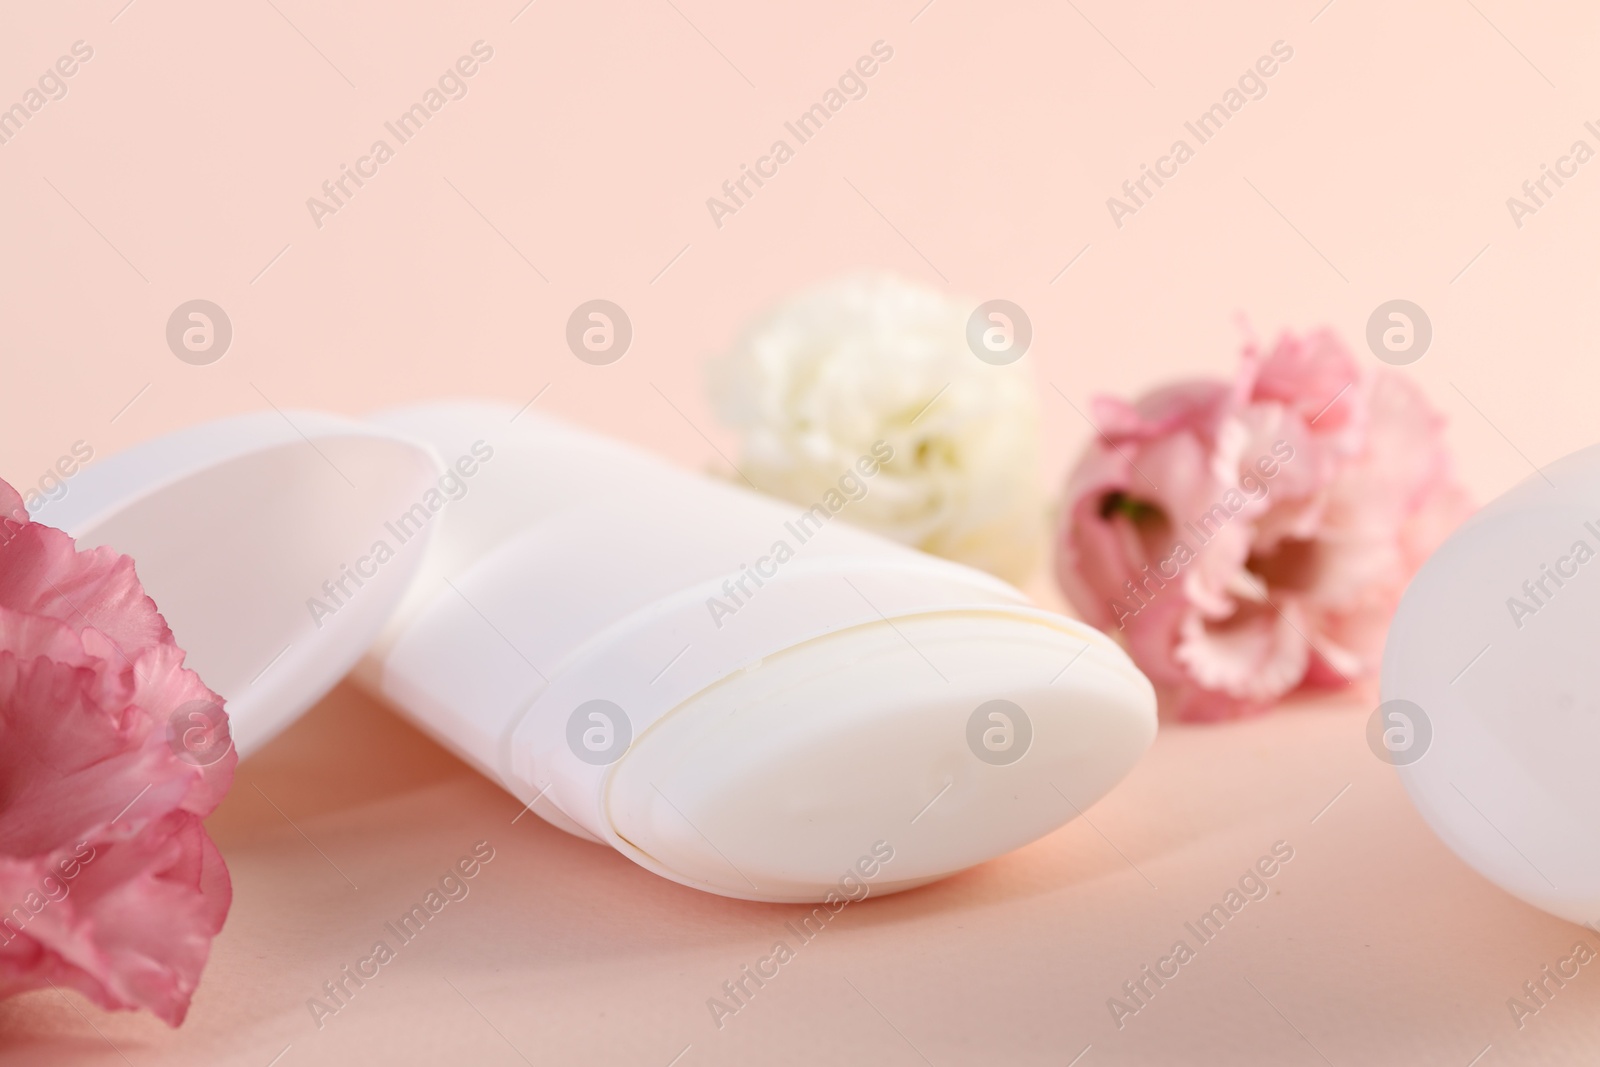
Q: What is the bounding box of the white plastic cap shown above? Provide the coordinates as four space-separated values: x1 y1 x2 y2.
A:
45 411 444 757
1383 444 1600 925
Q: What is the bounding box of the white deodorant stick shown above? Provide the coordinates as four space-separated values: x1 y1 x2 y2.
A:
1383 444 1600 926
359 401 1156 903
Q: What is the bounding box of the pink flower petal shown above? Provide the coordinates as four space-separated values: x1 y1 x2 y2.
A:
1054 327 1471 721
0 478 235 1026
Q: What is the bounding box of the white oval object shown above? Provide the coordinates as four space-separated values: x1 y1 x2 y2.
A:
361 401 1157 902
1383 444 1600 925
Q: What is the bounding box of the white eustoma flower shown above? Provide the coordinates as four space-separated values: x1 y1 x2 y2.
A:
709 273 1042 584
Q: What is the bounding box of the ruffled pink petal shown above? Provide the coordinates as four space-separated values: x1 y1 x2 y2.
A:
0 523 173 662
1053 329 1471 721
1175 600 1310 707
0 479 234 1026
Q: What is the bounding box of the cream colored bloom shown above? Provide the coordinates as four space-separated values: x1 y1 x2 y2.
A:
709 273 1042 584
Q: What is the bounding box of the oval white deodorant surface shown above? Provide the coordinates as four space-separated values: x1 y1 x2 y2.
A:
1383 444 1600 925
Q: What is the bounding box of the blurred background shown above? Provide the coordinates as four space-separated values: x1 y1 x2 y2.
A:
4 0 1594 534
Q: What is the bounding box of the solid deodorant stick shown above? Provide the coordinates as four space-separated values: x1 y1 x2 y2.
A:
358 401 1156 902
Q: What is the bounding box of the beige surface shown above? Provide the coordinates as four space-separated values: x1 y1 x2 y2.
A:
3 0 1599 1062
6 687 1599 1066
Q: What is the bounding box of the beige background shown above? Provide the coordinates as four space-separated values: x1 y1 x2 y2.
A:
3 0 1599 1063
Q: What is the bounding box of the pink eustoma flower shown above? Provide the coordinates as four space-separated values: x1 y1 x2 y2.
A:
0 478 234 1025
1055 328 1472 721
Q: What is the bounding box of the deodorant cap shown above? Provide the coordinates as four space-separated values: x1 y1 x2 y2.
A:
45 411 443 756
1383 444 1600 924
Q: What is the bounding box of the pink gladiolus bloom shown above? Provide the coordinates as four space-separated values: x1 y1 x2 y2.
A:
1055 328 1472 721
0 478 234 1025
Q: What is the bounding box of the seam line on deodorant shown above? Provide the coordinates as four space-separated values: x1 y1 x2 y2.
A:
1448 781 1558 890
841 576 948 683
263 1044 292 1067
1242 976 1335 1066
520 593 1101 835
526 553 1027 694
1449 643 1491 686
648 782 760 891
1065 1044 1092 1067
1464 1043 1492 1067
1051 783 1157 890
